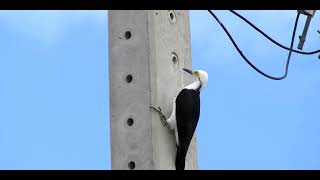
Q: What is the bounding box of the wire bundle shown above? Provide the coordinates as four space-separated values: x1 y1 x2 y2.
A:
208 10 320 80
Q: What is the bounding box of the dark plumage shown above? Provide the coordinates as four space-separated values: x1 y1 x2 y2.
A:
175 89 200 170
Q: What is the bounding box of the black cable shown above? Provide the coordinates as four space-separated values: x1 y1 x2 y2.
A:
207 10 300 80
229 10 320 55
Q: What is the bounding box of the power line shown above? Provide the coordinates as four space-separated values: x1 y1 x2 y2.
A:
229 10 320 55
207 10 300 80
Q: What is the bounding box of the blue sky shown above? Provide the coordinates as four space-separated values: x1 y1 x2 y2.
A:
0 10 320 170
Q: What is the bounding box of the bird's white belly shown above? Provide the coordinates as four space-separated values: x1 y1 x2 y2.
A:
166 101 179 145
167 117 176 131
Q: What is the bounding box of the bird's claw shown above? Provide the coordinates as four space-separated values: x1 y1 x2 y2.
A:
163 122 167 127
150 106 167 126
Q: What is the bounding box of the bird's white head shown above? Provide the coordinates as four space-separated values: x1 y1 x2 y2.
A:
195 70 208 88
183 68 209 91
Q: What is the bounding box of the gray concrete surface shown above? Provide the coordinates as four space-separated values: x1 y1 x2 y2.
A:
109 10 197 170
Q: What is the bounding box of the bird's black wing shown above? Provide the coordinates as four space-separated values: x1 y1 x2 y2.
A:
175 89 200 170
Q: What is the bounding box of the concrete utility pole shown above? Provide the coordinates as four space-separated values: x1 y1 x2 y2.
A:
109 10 198 170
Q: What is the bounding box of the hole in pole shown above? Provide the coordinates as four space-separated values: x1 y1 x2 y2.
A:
128 161 135 170
171 52 179 65
169 12 174 20
127 118 134 126
172 55 177 64
126 74 133 83
124 31 131 40
168 10 176 23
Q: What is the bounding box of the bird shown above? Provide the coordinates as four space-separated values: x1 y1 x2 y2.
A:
150 68 208 170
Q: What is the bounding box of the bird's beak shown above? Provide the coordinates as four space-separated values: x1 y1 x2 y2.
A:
183 68 193 75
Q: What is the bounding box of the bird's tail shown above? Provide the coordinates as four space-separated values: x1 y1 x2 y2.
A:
175 147 186 170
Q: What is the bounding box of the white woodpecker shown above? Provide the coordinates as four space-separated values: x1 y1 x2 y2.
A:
150 68 208 170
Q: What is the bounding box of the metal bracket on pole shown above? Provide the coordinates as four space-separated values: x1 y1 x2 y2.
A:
297 10 316 50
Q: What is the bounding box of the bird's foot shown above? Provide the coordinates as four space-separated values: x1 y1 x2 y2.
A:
150 106 167 127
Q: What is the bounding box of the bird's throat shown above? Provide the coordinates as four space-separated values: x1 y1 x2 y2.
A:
185 79 202 91
197 78 202 92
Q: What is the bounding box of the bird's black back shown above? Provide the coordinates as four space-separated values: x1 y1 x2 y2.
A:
175 88 200 170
